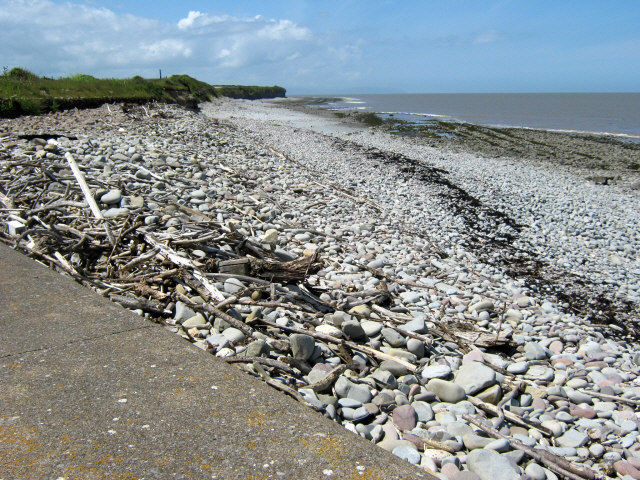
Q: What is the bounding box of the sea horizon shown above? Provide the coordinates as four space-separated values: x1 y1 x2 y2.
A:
291 92 640 139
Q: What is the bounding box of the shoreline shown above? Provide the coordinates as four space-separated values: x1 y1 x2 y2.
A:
2 100 640 478
274 97 640 190
282 93 640 140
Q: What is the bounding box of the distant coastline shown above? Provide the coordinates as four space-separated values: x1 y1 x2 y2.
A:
270 95 640 188
297 93 640 139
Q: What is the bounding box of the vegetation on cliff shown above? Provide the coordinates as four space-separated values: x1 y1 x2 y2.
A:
0 67 286 117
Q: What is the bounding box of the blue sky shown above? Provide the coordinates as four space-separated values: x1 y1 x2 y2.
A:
1 0 639 94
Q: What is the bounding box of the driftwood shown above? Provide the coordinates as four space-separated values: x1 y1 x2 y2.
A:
110 294 167 315
177 291 254 337
466 395 553 437
306 364 348 392
580 389 640 406
248 361 322 411
0 104 534 472
462 414 609 480
65 152 104 220
257 318 417 373
224 356 300 377
248 253 321 283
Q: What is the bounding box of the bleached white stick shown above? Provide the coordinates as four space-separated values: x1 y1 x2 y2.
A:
65 152 104 220
144 233 225 302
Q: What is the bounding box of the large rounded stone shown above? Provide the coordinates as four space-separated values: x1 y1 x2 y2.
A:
245 340 270 357
406 338 425 358
370 368 398 389
182 313 207 328
222 327 246 344
421 364 452 380
454 361 497 395
426 379 466 403
394 444 421 464
381 327 406 347
412 401 434 422
467 449 519 480
361 320 383 337
524 342 549 360
100 189 122 204
470 300 494 313
335 376 372 403
290 334 315 360
379 359 408 377
525 463 547 480
463 433 494 450
556 429 589 448
341 320 367 341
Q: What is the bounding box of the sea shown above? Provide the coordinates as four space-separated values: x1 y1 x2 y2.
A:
310 93 640 140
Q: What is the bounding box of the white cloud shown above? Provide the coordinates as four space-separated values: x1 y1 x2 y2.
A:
0 0 361 90
177 10 203 30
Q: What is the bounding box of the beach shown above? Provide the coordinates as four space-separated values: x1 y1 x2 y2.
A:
1 99 640 479
206 98 640 318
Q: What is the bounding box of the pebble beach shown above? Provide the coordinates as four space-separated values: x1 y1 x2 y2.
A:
1 99 640 480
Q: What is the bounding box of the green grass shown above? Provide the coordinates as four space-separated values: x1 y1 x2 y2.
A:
0 67 286 117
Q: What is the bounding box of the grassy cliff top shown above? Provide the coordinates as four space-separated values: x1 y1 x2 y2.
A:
0 67 285 117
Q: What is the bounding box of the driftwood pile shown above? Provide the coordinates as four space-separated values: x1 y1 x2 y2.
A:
0 124 510 361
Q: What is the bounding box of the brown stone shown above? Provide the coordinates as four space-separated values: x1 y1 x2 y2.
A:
554 357 573 367
509 426 530 436
570 406 596 419
441 462 460 479
462 349 484 363
597 379 615 388
549 340 564 354
584 361 607 368
532 397 547 410
392 404 417 431
453 472 481 480
614 461 640 480
401 433 426 451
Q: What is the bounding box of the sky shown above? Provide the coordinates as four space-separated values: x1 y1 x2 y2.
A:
1 0 639 94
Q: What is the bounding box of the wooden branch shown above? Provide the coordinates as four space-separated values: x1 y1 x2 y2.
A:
224 356 299 376
462 414 607 480
110 294 167 315
248 253 322 283
0 192 14 209
28 199 89 215
249 361 320 410
64 152 104 220
466 396 553 437
579 389 640 406
121 247 160 273
401 435 455 453
145 233 225 301
306 364 347 392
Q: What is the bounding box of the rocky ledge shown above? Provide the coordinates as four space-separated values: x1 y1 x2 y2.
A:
1 100 639 480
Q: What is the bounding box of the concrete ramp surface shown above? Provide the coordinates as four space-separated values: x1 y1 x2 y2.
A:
0 243 430 479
